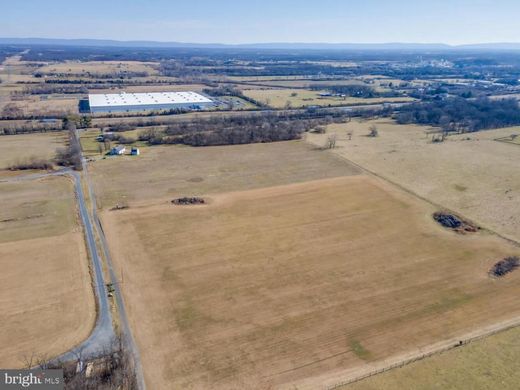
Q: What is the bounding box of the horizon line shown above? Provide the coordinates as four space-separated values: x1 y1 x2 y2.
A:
3 36 520 46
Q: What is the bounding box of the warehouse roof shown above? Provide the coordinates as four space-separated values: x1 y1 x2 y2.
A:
88 91 212 108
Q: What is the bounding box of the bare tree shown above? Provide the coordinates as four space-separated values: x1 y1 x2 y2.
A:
326 133 337 149
104 140 112 151
368 125 378 137
1 103 23 118
55 124 82 170
431 132 447 143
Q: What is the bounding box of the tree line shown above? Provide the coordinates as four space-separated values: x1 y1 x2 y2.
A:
396 97 520 132
137 111 351 147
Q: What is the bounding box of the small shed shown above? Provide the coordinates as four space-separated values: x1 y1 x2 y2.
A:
131 147 140 156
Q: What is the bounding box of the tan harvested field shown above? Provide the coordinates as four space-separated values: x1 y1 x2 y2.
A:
238 79 366 88
89 141 359 209
489 93 520 101
242 88 413 108
0 132 66 170
225 76 318 82
308 120 520 241
90 110 264 125
0 95 79 116
346 324 520 390
495 134 520 145
92 83 209 94
36 60 159 75
238 79 392 92
102 176 520 389
0 176 95 367
0 176 76 243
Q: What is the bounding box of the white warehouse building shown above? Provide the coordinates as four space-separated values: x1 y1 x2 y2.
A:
88 91 213 113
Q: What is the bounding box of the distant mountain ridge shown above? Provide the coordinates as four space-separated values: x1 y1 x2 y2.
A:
1 37 520 51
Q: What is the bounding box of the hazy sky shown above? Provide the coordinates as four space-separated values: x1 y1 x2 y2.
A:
2 0 520 44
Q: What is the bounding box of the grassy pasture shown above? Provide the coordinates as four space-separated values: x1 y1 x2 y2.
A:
79 128 149 157
238 79 392 93
36 60 159 75
91 84 209 94
0 176 76 243
347 325 520 390
0 96 79 116
225 75 326 82
102 176 520 389
0 176 95 367
242 88 413 108
307 120 520 241
0 132 66 170
88 140 360 209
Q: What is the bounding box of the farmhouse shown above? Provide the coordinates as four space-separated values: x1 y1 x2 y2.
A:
88 91 213 113
110 145 126 155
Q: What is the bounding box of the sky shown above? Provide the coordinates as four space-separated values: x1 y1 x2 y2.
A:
2 0 520 45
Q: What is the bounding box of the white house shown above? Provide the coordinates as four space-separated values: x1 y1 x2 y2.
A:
110 145 126 155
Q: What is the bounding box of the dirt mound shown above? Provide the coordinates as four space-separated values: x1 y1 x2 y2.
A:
490 256 520 277
171 197 205 205
433 212 478 233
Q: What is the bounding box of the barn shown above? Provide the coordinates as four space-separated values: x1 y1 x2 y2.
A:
88 91 213 113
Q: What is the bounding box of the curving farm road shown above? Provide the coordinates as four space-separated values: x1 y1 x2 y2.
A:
55 169 115 362
1 169 115 361
81 157 146 389
2 163 144 388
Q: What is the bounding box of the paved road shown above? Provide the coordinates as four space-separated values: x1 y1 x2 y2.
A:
55 169 115 361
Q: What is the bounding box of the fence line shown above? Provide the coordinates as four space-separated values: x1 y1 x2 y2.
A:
327 315 520 389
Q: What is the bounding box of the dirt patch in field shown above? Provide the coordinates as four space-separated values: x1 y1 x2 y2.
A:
102 176 520 389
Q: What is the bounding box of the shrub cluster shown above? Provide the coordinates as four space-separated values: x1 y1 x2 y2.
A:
490 256 520 277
